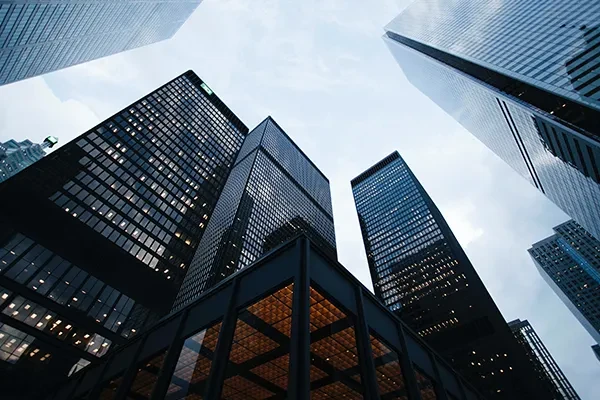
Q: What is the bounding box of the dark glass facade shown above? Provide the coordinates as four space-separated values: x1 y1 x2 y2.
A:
48 236 484 400
0 136 57 183
173 117 336 310
352 152 554 399
529 220 600 344
508 319 580 400
0 0 202 85
593 344 600 362
0 70 247 398
384 0 600 240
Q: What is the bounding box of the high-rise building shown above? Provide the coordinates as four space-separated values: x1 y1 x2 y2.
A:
174 117 336 310
529 220 600 343
47 236 484 400
0 70 247 398
0 0 202 86
351 151 554 399
508 319 580 400
0 136 58 183
383 0 600 240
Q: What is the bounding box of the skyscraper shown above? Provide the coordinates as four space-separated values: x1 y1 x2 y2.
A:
383 0 600 240
529 220 600 344
508 319 580 400
0 70 247 398
174 116 336 310
0 136 58 183
593 344 600 362
0 0 202 86
351 151 553 399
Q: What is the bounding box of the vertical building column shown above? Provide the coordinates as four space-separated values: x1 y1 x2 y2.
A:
80 351 117 400
108 337 147 400
354 287 381 400
204 278 240 400
396 322 422 400
288 237 311 399
150 310 190 400
429 355 449 400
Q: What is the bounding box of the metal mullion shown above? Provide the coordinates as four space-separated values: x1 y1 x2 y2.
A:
429 354 449 400
288 237 310 399
204 278 241 400
149 310 190 400
111 334 151 400
396 322 422 400
354 287 380 400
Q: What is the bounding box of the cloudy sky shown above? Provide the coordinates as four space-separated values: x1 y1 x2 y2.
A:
1 0 598 397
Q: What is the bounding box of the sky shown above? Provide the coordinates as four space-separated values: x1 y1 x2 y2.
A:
0 0 599 397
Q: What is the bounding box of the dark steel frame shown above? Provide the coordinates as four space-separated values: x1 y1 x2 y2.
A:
48 236 484 400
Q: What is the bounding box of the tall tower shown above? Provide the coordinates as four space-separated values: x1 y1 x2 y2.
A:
383 0 600 240
0 0 202 85
508 319 580 400
351 151 554 399
0 136 58 182
0 70 246 398
529 220 600 344
174 116 336 310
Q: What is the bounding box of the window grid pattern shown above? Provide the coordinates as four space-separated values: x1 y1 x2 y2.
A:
384 36 600 240
530 220 600 343
0 138 46 183
0 232 146 339
386 0 600 111
0 0 202 85
49 73 245 283
0 322 52 364
174 119 335 310
352 153 539 397
510 319 580 399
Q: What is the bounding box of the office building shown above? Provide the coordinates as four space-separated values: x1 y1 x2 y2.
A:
0 136 58 183
529 220 600 343
352 152 553 399
0 0 202 85
48 236 483 400
384 0 600 240
174 117 336 310
0 70 247 398
508 319 580 400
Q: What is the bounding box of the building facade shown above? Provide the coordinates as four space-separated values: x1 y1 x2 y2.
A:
508 319 580 400
384 0 600 240
529 220 600 344
352 152 554 399
0 0 202 85
0 70 247 398
0 136 58 183
48 236 484 400
174 117 336 310
593 344 600 362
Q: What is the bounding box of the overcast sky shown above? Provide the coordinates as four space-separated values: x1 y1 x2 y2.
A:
0 0 598 397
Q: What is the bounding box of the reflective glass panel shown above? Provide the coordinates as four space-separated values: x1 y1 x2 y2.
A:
370 333 408 399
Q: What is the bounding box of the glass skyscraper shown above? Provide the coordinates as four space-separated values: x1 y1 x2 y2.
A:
352 151 554 399
384 0 600 240
508 319 580 400
0 0 202 85
0 70 247 398
174 117 336 311
529 220 600 345
0 136 57 183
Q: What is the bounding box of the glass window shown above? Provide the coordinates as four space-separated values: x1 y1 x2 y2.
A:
309 286 363 398
415 368 438 400
218 283 294 399
370 333 408 399
166 320 222 399
127 350 167 398
99 374 124 400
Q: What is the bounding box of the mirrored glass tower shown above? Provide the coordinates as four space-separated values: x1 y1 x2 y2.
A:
384 0 600 240
0 0 202 85
174 117 336 310
352 151 554 399
0 70 247 398
0 136 57 183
